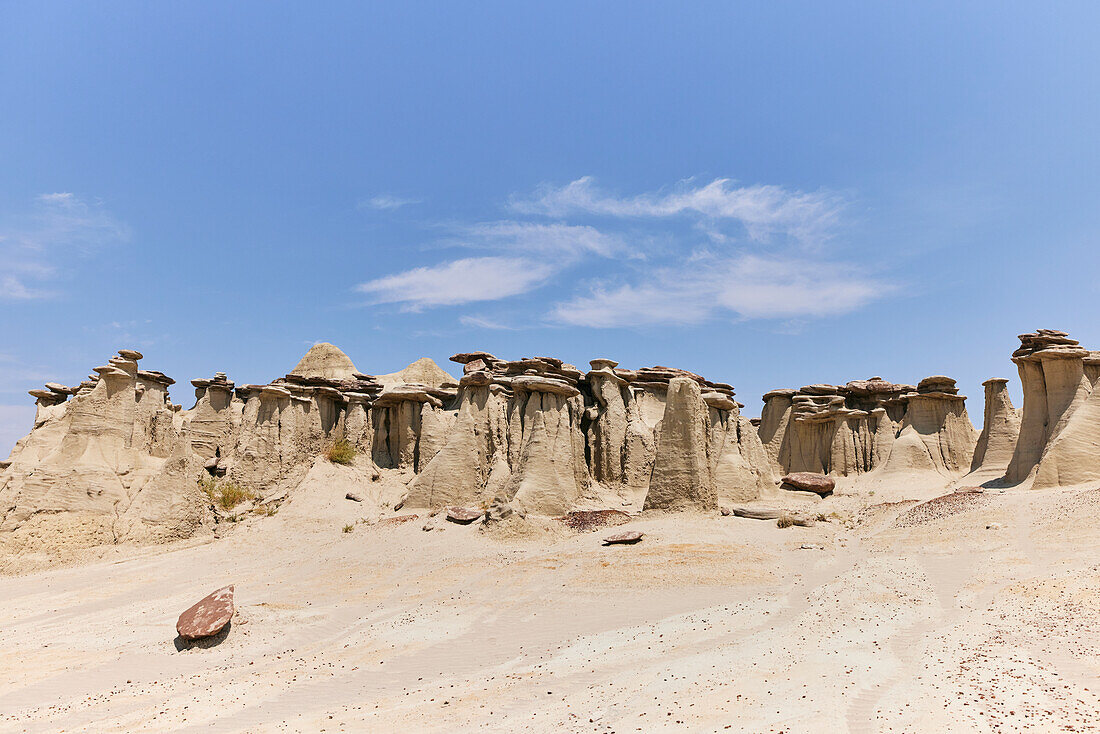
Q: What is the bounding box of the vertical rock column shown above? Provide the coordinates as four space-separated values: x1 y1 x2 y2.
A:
644 377 717 511
758 389 794 476
1005 331 1091 484
586 359 629 485
405 370 501 509
371 385 442 470
506 374 591 515
969 378 1021 478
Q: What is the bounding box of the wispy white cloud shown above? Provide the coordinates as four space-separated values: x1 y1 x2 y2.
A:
359 194 422 211
0 275 49 300
551 254 887 328
0 193 129 300
511 176 842 246
356 257 554 308
356 221 626 310
355 175 887 324
459 314 518 330
461 221 626 259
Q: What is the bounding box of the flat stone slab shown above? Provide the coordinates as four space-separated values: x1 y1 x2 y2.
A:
731 507 783 520
446 507 484 524
176 585 234 641
378 514 419 527
780 472 835 495
603 530 644 545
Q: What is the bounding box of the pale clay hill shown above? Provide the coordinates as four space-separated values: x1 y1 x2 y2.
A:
2 330 1100 732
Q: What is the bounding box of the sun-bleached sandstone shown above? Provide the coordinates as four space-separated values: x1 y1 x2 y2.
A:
968 378 1021 480
761 378 912 477
643 377 717 511
880 377 977 477
1002 330 1100 488
8 329 1100 559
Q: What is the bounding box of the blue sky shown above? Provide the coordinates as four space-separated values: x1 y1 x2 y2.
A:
3 2 1100 454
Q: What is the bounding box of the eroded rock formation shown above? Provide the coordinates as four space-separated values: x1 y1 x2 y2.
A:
7 328 1099 556
0 350 203 547
2 345 784 552
760 378 912 477
880 377 977 476
1004 330 1100 488
759 375 978 480
968 378 1021 479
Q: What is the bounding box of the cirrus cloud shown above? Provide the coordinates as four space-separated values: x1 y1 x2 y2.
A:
354 175 890 326
550 254 888 328
511 176 843 246
356 256 555 308
0 193 129 300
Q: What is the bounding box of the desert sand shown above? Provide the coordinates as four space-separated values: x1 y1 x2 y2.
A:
3 481 1100 732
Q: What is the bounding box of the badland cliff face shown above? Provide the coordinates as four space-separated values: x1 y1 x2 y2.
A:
2 330 1095 553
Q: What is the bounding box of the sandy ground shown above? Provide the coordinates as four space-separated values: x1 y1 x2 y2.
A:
3 481 1100 733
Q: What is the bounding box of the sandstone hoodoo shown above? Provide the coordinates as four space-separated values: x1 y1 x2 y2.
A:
759 378 915 477
644 377 718 511
6 330 1100 563
176 585 234 641
1002 330 1100 488
780 472 835 495
968 378 1021 480
879 375 977 477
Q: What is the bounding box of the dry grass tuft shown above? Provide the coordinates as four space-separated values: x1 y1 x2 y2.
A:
326 439 357 465
198 478 258 511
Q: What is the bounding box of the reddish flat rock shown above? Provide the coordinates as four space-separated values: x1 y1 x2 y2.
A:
176 585 234 641
603 530 644 545
561 509 631 531
446 506 484 524
780 472 836 495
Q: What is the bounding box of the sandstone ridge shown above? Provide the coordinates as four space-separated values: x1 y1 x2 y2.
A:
3 331 1098 559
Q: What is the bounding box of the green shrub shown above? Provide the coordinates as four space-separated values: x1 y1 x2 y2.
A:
326 439 357 465
216 481 255 510
342 523 354 533
198 478 258 511
776 514 796 529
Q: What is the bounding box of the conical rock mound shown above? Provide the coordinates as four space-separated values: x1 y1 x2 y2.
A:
376 357 456 389
290 343 358 380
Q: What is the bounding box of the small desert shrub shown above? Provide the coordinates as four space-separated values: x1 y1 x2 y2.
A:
776 514 796 529
326 439 357 465
216 481 256 510
198 478 257 511
342 523 354 533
